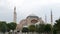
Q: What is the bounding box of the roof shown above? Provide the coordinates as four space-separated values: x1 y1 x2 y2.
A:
27 14 39 19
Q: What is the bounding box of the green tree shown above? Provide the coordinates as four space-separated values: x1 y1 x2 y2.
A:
35 24 51 33
28 25 36 32
35 24 39 32
53 19 60 34
44 24 51 32
22 27 29 32
55 19 60 31
0 21 2 31
38 24 45 33
0 21 8 34
53 25 57 34
7 22 17 31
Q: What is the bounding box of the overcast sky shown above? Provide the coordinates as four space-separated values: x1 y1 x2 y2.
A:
0 0 60 24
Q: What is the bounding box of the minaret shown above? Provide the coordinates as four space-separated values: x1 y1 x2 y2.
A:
51 10 53 26
45 14 47 23
14 6 17 23
51 10 53 34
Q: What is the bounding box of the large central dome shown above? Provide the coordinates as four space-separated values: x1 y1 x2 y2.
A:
27 14 39 19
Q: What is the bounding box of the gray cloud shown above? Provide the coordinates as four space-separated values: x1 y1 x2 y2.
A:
0 0 60 24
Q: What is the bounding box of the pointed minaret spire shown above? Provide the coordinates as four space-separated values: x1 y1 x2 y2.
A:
14 6 17 23
45 14 47 23
51 10 53 25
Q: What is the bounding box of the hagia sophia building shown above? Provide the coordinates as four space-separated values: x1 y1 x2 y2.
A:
13 6 53 31
16 14 44 31
14 7 45 31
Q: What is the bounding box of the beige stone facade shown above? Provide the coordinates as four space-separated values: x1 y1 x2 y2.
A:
16 14 44 31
